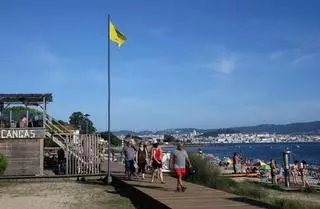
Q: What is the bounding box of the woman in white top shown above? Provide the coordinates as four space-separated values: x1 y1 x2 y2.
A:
290 160 299 185
300 160 310 187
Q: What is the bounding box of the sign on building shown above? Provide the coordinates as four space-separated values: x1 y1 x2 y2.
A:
0 128 45 139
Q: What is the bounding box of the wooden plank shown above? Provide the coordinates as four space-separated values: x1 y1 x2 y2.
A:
39 138 44 175
108 162 272 209
0 139 42 175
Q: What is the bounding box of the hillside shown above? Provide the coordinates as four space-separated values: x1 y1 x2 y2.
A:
230 121 320 135
113 121 320 136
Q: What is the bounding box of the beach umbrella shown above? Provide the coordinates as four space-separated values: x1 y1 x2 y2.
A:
260 164 271 170
207 154 214 158
254 161 266 167
224 158 232 164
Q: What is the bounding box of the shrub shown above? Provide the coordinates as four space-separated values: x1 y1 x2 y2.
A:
0 153 8 175
187 153 320 209
273 198 320 209
232 182 268 199
187 153 268 198
300 186 318 193
187 153 221 186
187 153 238 190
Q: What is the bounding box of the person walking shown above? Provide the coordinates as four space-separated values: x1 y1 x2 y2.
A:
151 142 164 183
136 142 148 179
270 159 277 184
232 153 238 174
300 160 310 187
291 160 299 185
122 140 136 179
171 143 192 192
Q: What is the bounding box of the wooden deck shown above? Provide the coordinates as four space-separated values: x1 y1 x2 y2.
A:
106 162 277 209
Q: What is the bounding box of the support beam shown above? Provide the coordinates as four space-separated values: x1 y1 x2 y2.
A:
39 138 44 175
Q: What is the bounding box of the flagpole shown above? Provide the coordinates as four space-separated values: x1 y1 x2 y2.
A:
107 13 112 183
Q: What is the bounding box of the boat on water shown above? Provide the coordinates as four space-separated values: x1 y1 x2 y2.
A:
225 173 259 178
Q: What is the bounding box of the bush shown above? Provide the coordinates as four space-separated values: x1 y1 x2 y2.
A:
273 198 320 209
300 186 318 193
187 153 320 209
187 153 267 198
187 153 221 186
231 182 267 199
0 153 8 175
187 153 239 190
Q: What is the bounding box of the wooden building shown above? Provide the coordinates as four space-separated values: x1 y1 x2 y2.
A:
0 93 51 176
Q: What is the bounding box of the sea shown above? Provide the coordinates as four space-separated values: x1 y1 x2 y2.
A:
163 142 320 166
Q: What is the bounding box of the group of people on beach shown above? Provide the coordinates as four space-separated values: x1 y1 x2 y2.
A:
290 160 310 187
221 152 314 187
122 137 192 192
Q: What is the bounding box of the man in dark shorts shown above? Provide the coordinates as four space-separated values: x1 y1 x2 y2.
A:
232 152 238 174
122 140 136 179
171 143 191 192
57 148 65 174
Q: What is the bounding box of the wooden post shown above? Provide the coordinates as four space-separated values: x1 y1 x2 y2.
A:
39 137 44 176
42 96 46 128
9 110 12 123
66 138 68 175
90 135 93 173
84 138 89 174
26 109 29 127
39 96 46 176
94 135 97 173
283 151 291 188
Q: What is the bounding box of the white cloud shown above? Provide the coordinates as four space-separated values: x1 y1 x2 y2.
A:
291 53 318 65
197 56 236 74
215 57 236 74
269 51 285 60
149 26 168 39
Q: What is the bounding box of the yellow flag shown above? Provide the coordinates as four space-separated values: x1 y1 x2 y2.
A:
109 20 127 47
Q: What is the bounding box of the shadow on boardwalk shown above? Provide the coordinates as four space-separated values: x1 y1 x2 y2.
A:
79 178 170 209
80 175 279 209
227 197 279 209
101 162 280 209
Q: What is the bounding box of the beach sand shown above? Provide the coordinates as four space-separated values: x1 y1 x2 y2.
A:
0 180 134 209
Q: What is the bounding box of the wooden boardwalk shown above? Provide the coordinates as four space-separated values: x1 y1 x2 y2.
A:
106 162 277 209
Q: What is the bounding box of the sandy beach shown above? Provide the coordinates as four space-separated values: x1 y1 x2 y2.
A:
0 180 134 209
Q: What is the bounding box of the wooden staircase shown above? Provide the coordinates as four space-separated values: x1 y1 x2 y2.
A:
44 114 101 175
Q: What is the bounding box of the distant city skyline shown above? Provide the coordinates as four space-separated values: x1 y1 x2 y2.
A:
112 120 320 133
1 1 320 131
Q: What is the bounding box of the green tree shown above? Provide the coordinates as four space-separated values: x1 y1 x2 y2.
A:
100 132 122 146
1 106 42 122
69 112 96 134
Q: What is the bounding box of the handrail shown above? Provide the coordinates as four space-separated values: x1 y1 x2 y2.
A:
45 131 66 149
45 131 86 164
45 121 69 137
45 114 73 133
45 119 74 136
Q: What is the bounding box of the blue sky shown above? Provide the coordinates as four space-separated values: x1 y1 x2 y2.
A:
1 0 320 131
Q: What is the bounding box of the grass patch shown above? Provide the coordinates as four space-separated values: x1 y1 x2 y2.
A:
252 180 320 194
107 198 134 209
272 198 320 209
187 153 320 209
300 186 318 193
186 153 268 199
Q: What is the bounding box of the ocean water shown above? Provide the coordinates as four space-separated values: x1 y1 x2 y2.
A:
163 142 320 166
